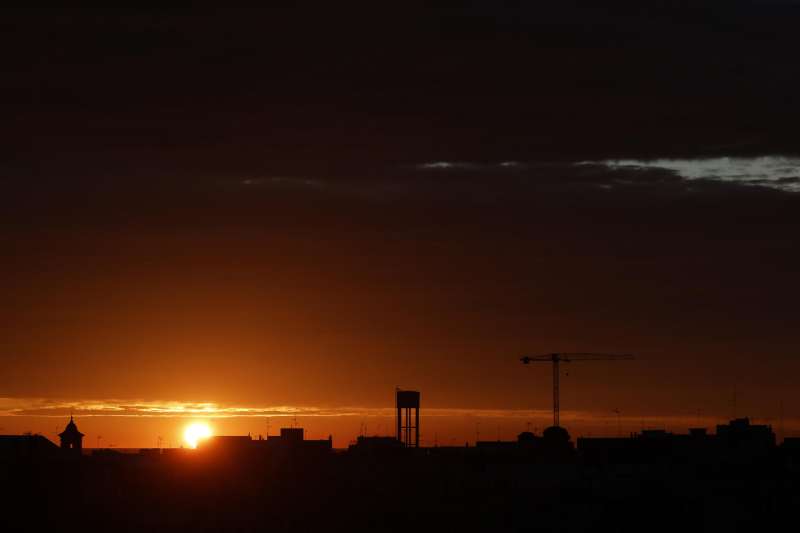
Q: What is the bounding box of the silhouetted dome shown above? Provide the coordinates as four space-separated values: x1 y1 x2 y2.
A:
517 431 536 443
540 426 574 458
542 425 570 444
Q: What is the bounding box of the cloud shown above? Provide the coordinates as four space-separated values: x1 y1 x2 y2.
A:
581 156 800 192
6 398 800 442
226 156 800 203
239 176 325 189
0 397 555 419
416 162 477 170
415 161 523 171
1 398 791 433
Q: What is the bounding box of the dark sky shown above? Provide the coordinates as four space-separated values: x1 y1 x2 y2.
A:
2 5 800 444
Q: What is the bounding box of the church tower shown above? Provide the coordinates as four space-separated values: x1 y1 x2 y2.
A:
58 415 84 453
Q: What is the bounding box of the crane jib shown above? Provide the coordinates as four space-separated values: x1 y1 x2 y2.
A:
520 352 635 428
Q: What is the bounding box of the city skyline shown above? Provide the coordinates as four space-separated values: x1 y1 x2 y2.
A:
3 6 800 453
2 395 794 449
4 7 800 532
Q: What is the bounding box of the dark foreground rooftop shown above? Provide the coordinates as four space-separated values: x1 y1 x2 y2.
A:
3 419 800 533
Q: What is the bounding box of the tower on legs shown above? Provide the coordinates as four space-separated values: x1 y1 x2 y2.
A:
396 389 420 448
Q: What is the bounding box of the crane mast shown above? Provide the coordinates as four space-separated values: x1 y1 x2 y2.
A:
520 352 634 428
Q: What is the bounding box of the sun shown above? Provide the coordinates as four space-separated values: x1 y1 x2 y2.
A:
184 422 212 449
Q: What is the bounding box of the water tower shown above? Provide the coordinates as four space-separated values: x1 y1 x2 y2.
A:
396 389 420 448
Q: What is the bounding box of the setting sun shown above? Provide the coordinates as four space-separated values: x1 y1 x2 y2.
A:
184 422 212 449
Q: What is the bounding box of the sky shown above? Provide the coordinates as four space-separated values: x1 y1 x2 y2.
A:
2 5 800 448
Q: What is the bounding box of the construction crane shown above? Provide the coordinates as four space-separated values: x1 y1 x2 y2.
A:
520 353 635 428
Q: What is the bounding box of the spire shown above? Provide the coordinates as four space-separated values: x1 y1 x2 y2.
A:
59 414 85 451
60 415 84 438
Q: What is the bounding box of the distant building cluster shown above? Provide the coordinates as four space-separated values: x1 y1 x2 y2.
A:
1 392 796 469
577 418 776 464
199 427 333 458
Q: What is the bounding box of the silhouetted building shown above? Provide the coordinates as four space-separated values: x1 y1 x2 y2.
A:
58 416 84 454
265 428 333 455
139 448 162 458
201 435 254 453
579 427 718 464
540 425 574 461
91 448 124 459
578 419 777 465
577 436 638 464
348 435 405 455
0 434 60 461
396 389 420 448
475 439 519 452
472 430 550 454
198 430 332 464
275 427 303 442
689 427 707 438
716 417 775 449
781 437 800 470
782 437 800 451
517 431 539 448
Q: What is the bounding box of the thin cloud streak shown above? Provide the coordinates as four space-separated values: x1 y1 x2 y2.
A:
581 156 800 192
0 397 553 419
239 176 325 189
415 161 523 171
0 398 789 432
224 157 800 201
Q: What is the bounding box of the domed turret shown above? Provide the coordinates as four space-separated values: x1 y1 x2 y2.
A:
540 425 574 460
542 425 570 444
58 415 84 453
